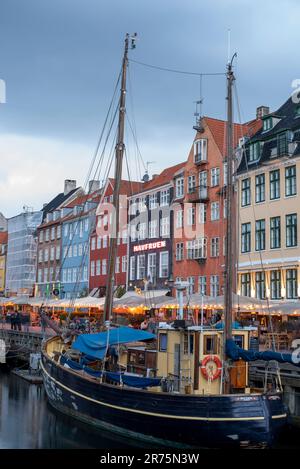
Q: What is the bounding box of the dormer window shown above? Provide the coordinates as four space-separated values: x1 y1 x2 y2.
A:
263 117 273 132
194 138 207 164
249 142 261 162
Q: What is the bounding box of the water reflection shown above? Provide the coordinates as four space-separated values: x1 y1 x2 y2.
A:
0 370 134 449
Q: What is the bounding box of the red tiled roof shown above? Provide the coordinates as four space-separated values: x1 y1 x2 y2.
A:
108 178 143 196
132 162 186 195
0 232 8 244
204 116 262 155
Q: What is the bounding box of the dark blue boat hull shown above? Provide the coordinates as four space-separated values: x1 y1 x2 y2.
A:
41 353 287 448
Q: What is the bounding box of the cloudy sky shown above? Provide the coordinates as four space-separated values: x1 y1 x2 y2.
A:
0 0 299 217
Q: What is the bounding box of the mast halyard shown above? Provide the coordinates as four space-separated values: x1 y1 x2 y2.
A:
103 34 133 327
223 54 236 393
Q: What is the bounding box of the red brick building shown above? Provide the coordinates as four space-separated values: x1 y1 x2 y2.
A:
89 178 142 296
173 116 260 297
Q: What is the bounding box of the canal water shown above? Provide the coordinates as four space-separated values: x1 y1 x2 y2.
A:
0 368 299 449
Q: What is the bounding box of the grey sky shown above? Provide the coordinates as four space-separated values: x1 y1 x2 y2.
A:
0 0 299 217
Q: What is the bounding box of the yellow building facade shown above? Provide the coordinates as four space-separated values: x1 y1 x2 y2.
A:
237 98 300 301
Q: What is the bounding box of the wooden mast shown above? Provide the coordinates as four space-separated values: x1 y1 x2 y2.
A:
103 34 130 326
224 55 236 393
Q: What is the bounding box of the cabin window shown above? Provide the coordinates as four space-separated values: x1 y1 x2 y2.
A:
233 335 244 349
204 335 218 354
183 333 194 355
159 333 168 352
263 117 273 132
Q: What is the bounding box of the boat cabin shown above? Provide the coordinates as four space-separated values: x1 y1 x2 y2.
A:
156 322 253 395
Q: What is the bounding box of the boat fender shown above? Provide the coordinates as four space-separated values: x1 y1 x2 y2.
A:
200 355 222 381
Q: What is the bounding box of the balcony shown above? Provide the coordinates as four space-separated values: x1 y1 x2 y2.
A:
185 185 209 203
187 239 207 263
194 154 208 166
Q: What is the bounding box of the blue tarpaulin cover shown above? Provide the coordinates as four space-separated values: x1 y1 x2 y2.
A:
226 338 300 367
60 355 161 387
72 326 156 360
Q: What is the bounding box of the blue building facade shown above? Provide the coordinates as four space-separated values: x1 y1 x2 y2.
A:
61 201 98 299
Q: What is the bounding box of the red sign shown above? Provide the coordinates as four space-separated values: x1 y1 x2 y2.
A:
133 240 167 252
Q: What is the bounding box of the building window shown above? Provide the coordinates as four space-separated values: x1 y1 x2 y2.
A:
83 266 88 281
241 223 251 253
97 236 101 249
223 199 227 219
199 170 208 198
56 246 60 260
270 217 281 249
130 224 136 242
122 256 127 273
96 260 101 276
50 246 55 261
241 178 251 206
255 272 266 299
148 253 157 283
211 237 220 257
176 210 184 228
277 132 288 156
249 142 261 162
137 255 146 280
255 174 265 203
72 268 77 283
187 207 195 226
187 276 195 294
241 273 251 297
223 162 228 186
160 189 170 206
57 226 61 239
90 261 95 277
176 242 184 261
255 219 265 251
286 214 297 247
91 237 96 250
38 269 43 283
286 269 297 299
138 197 146 212
211 167 220 187
159 333 168 352
210 275 219 297
149 220 157 238
67 268 72 283
270 169 280 200
39 231 44 243
138 222 147 240
270 270 281 300
130 256 135 281
198 276 206 295
194 138 207 163
175 177 184 198
263 117 272 132
160 217 170 237
199 203 207 223
50 227 55 240
102 259 107 275
149 194 157 210
44 248 49 262
188 175 196 193
64 225 68 237
38 250 43 263
285 165 296 197
159 251 169 278
211 202 220 221
103 235 108 248
115 257 120 274
122 230 128 244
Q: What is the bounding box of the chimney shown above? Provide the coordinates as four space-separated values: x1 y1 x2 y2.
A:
256 106 270 119
88 179 100 193
64 179 76 195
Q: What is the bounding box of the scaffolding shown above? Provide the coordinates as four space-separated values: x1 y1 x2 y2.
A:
5 211 42 296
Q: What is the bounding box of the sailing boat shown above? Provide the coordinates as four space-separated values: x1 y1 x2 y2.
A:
41 35 288 448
